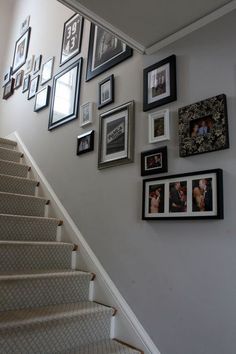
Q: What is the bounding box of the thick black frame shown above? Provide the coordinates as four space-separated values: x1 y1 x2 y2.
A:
77 130 94 155
12 28 31 74
143 54 177 112
28 75 39 100
34 86 51 112
33 55 42 74
60 13 84 66
86 23 133 81
48 58 83 131
22 74 30 93
98 74 114 109
3 78 15 100
142 168 223 220
41 57 54 85
141 146 168 176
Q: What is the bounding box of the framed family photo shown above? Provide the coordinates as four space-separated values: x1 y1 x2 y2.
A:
77 130 94 155
142 169 223 220
179 94 229 157
141 146 168 176
80 102 93 127
98 74 114 109
34 86 50 112
3 78 15 100
143 55 176 111
12 28 31 74
60 13 83 66
98 101 134 169
86 24 132 81
41 57 54 85
28 75 39 100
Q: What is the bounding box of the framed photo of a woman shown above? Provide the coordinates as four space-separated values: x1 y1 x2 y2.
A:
12 28 31 74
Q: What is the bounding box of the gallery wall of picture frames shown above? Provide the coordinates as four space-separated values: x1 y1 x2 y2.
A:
1 11 229 221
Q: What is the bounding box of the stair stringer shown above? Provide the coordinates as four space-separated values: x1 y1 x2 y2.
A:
6 131 160 354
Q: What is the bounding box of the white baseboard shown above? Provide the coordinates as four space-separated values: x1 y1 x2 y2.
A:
6 131 160 354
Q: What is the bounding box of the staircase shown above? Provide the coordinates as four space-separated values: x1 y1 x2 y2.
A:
0 137 143 354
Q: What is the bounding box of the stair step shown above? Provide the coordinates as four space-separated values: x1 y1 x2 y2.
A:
0 191 49 217
0 214 60 242
0 159 29 178
0 241 74 272
0 270 93 311
0 174 38 196
0 147 23 163
0 302 113 353
0 138 17 150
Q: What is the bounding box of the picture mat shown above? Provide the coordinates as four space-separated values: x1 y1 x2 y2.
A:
145 153 163 171
148 63 170 104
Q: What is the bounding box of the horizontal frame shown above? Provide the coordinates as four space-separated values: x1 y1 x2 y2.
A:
34 86 51 112
77 130 94 155
141 146 168 176
142 169 223 220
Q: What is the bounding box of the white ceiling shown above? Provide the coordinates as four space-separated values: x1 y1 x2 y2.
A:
58 0 236 53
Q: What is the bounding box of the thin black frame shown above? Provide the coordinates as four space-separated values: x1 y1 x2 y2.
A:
3 78 15 100
33 55 42 74
2 66 12 87
77 130 95 155
34 86 51 112
12 28 31 74
143 54 177 112
86 23 133 81
28 75 39 100
98 74 114 109
60 13 84 66
22 74 30 93
142 169 223 220
14 70 24 89
141 146 168 176
48 58 83 131
41 57 54 85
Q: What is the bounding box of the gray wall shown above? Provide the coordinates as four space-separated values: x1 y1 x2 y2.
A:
0 1 236 353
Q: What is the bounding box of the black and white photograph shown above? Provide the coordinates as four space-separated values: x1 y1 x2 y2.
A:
3 78 15 100
34 86 51 112
22 74 30 93
33 55 42 74
80 102 93 127
149 109 170 143
77 130 94 155
60 13 83 66
28 75 39 100
141 146 168 176
98 74 114 109
14 70 24 89
41 57 54 85
12 28 31 74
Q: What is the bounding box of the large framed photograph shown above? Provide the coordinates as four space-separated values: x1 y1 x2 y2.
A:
141 146 168 176
60 13 84 66
12 28 31 74
77 130 94 155
149 109 170 143
179 94 229 157
3 78 15 100
143 55 176 111
34 86 50 112
48 58 83 130
98 74 114 109
28 75 39 100
86 24 133 81
80 102 93 127
142 169 223 220
41 57 54 85
98 101 134 169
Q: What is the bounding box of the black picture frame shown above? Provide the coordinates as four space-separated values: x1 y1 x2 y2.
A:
33 55 42 74
48 58 83 131
60 13 84 66
142 169 223 220
3 78 15 100
2 66 12 87
141 146 168 176
12 28 31 74
14 70 24 89
77 130 94 155
41 57 54 85
179 94 229 157
98 74 114 109
143 54 177 112
22 74 30 93
28 75 40 100
86 24 133 81
34 86 51 112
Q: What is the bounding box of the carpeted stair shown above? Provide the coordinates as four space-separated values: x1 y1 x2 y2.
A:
0 137 142 354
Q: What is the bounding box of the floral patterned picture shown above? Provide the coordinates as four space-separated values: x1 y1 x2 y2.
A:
178 94 229 157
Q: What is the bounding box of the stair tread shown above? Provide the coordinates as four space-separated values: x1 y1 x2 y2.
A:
0 190 49 201
0 240 73 246
0 269 92 279
0 302 114 328
0 158 29 168
0 213 60 222
0 173 38 184
0 146 21 153
0 138 17 146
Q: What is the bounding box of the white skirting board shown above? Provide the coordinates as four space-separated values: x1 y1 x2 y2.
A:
6 131 160 354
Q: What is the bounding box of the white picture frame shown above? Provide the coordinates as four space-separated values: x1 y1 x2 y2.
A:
41 57 54 85
80 102 93 127
148 109 170 143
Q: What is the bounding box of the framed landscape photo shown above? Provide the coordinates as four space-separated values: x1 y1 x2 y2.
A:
28 75 39 100
98 101 134 169
25 55 35 74
2 66 12 87
14 70 24 89
98 74 114 109
41 57 54 85
60 13 84 66
12 28 31 74
143 55 176 111
142 169 223 220
80 102 93 127
179 94 229 157
86 24 133 81
77 130 94 155
149 109 170 143
22 74 30 93
141 146 168 176
33 55 42 74
34 86 51 112
48 58 83 130
3 78 15 100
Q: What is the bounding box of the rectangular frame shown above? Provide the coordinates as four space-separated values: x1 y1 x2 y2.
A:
33 54 42 74
98 74 114 109
80 102 93 127
98 101 135 169
2 78 15 100
12 28 31 74
142 169 223 220
148 108 170 143
25 55 35 74
143 54 176 111
34 86 51 112
2 66 12 87
22 74 30 93
77 130 94 155
41 57 54 85
141 146 168 176
179 94 229 157
14 70 24 89
28 75 40 100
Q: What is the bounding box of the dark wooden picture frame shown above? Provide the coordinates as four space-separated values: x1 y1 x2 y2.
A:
143 54 177 112
86 24 132 81
142 169 223 220
179 94 229 157
3 78 15 100
141 146 168 176
34 86 51 112
77 130 94 155
98 74 114 109
60 13 84 66
12 28 31 74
